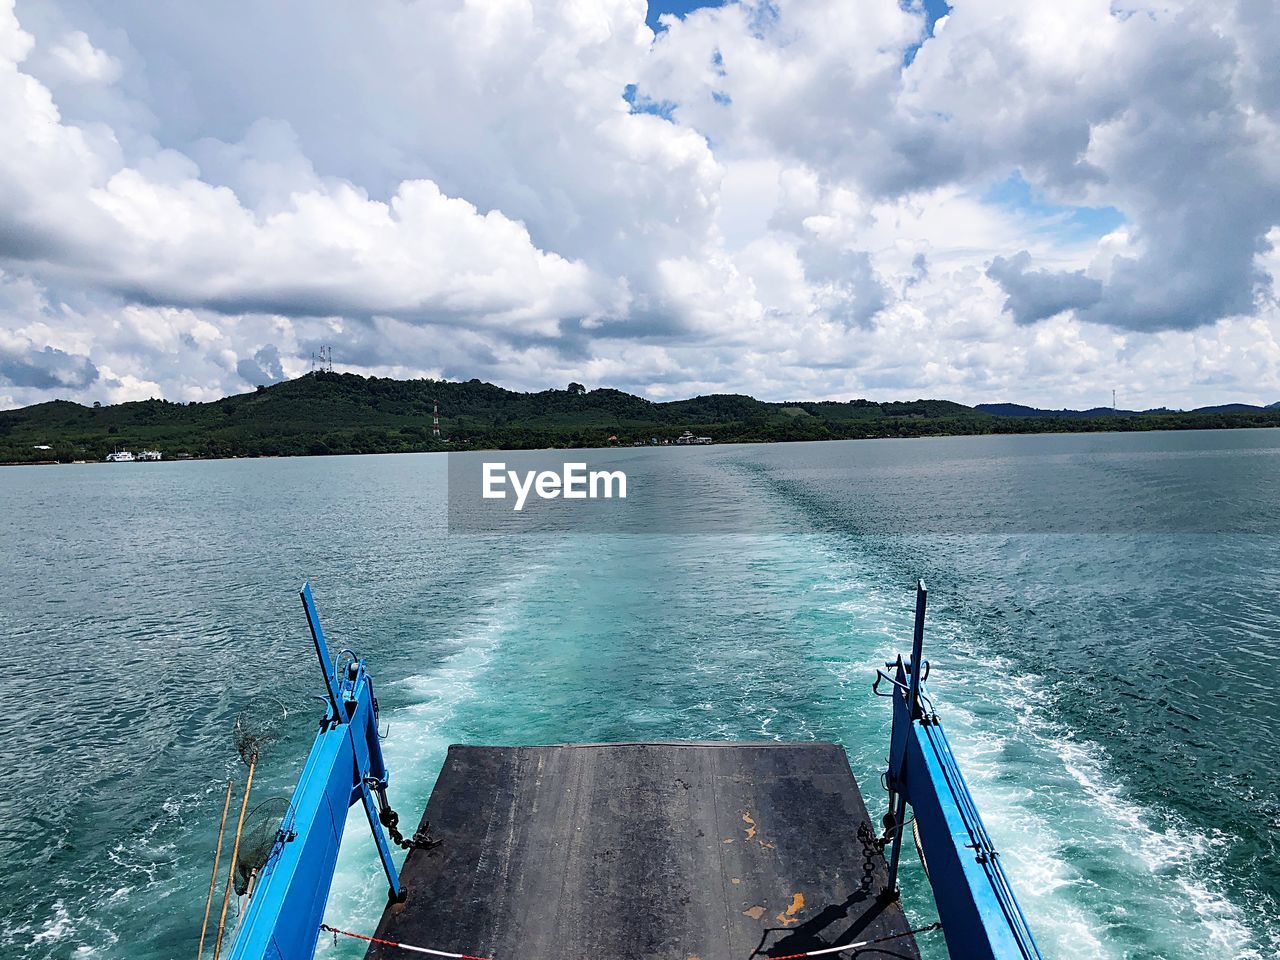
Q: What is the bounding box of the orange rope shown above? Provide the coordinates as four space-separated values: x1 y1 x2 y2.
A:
766 921 942 959
317 919 938 960
320 924 491 960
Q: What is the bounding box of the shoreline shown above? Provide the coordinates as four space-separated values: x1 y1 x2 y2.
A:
4 419 1279 466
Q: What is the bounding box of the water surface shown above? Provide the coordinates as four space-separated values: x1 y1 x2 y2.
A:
1 430 1276 959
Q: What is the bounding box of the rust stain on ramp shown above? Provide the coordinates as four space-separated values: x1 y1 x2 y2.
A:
776 892 805 926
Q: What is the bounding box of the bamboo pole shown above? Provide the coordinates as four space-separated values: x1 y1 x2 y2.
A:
197 780 235 960
212 757 256 960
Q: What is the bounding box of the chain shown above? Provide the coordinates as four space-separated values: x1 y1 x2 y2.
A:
856 820 878 891
876 810 913 851
379 805 441 851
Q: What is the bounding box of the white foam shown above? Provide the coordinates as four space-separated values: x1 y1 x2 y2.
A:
792 534 1276 959
316 562 550 956
32 900 73 945
901 605 1273 958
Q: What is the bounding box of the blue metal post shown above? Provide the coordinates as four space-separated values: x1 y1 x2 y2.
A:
886 579 926 894
358 780 404 900
300 582 342 722
907 580 927 720
340 658 404 903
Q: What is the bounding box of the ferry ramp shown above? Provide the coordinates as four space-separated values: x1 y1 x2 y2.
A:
364 742 922 960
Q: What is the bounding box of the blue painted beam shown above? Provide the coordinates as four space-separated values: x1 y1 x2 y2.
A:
225 584 403 960
300 582 342 722
882 639 1042 960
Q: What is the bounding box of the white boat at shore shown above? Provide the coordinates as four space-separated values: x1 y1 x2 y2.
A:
675 430 713 445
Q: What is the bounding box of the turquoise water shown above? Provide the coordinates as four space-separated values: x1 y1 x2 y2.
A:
1 431 1277 959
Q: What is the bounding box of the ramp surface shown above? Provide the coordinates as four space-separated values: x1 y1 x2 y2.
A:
366 742 921 960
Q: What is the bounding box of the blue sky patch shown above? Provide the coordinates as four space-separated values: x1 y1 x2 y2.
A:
984 172 1125 241
623 83 678 120
903 0 952 67
647 0 727 32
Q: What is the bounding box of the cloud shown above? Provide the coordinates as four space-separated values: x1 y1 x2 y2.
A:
643 0 1280 332
0 0 1277 413
0 341 97 388
800 244 889 328
987 251 1103 325
0 1 612 335
235 343 284 386
45 30 121 84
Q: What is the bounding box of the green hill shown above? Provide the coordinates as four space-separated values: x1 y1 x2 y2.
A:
1 371 1278 463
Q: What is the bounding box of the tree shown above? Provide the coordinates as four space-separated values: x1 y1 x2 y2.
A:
568 382 586 395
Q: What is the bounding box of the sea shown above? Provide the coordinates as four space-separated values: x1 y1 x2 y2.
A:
0 429 1277 960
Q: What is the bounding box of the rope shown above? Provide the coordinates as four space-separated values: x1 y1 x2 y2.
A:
318 921 941 960
765 922 943 959
320 924 491 959
912 818 930 882
197 780 235 960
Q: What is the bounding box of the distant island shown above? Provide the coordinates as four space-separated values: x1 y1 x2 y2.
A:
2 371 1279 464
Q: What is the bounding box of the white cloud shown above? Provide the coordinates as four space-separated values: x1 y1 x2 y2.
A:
45 29 119 84
0 0 611 327
0 0 1279 411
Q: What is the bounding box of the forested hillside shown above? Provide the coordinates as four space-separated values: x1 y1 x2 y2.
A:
2 371 1278 463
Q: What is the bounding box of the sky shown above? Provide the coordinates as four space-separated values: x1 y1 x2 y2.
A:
1 0 1279 410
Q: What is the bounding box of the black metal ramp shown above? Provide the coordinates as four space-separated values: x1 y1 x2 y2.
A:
366 742 921 960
